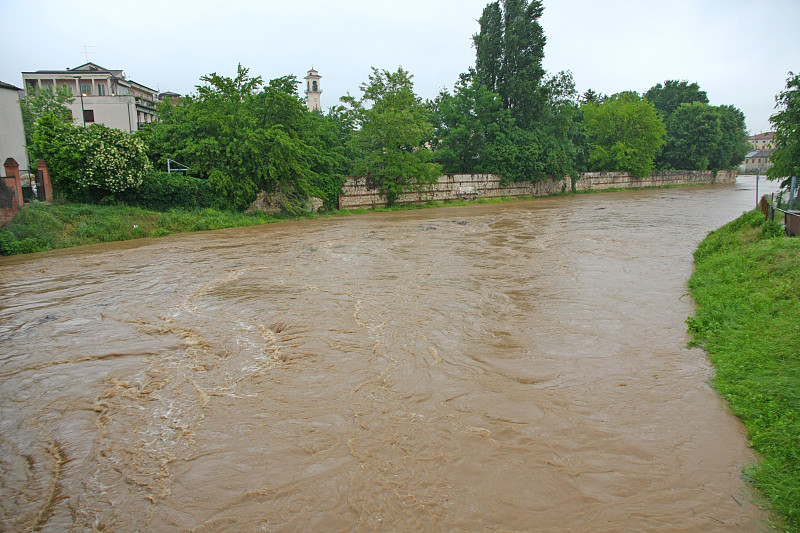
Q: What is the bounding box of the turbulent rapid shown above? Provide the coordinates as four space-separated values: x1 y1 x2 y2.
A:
0 176 777 531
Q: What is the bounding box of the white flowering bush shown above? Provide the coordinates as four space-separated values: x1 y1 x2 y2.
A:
75 125 151 193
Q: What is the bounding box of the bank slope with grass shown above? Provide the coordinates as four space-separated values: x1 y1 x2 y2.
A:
0 202 286 255
687 210 800 531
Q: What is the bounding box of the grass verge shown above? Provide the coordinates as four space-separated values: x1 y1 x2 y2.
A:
687 210 800 531
0 202 287 255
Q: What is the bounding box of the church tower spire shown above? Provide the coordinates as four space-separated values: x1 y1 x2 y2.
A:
304 67 322 112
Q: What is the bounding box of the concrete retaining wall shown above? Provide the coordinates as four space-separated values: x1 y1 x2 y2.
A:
338 170 737 209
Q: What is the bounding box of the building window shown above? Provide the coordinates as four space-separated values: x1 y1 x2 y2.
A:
98 83 106 96
84 109 95 123
80 84 92 96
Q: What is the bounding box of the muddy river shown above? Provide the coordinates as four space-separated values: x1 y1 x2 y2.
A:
0 176 779 531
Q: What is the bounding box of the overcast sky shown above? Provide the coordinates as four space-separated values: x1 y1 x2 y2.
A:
1 0 797 134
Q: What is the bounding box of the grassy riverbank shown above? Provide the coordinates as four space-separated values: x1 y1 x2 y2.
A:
687 210 800 531
0 202 286 255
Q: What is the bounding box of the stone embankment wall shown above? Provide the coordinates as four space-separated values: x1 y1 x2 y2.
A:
338 170 737 209
339 174 570 209
573 170 736 191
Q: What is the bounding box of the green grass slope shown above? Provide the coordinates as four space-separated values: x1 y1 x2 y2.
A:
688 210 800 531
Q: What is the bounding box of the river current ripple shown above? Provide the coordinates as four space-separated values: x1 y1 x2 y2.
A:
0 176 779 531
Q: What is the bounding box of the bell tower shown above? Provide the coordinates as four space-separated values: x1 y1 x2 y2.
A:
304 68 322 112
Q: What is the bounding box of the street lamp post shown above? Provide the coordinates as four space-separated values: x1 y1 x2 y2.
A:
756 169 760 208
74 76 85 126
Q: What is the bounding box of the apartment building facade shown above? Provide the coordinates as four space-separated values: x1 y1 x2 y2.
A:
21 62 159 132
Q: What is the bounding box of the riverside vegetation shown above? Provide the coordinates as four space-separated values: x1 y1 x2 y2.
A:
688 210 800 532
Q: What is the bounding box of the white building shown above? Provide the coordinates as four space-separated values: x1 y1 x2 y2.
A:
0 80 30 170
741 150 773 174
21 62 159 132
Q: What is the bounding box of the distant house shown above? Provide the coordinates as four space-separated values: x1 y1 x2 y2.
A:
21 62 160 132
158 91 181 106
740 132 776 173
749 132 775 151
741 149 773 173
0 81 30 170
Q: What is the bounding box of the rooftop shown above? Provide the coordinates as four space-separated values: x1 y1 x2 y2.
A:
0 80 22 91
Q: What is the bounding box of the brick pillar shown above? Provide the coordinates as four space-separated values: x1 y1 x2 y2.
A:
3 158 23 207
37 159 54 202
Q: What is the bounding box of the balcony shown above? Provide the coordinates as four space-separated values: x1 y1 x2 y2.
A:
134 96 157 110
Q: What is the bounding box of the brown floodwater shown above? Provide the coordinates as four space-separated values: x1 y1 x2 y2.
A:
0 176 780 531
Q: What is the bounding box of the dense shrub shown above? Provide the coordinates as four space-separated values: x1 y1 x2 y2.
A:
121 171 214 211
76 126 150 192
30 115 150 201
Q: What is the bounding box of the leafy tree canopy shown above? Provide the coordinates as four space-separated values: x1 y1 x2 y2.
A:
657 102 749 171
20 85 74 160
143 64 346 211
768 71 800 184
580 89 607 105
661 102 721 171
29 112 82 194
341 67 440 205
710 104 750 171
582 92 666 178
644 79 709 119
430 71 514 174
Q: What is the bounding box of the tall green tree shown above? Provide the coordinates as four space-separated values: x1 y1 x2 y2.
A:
473 0 547 129
582 92 666 177
342 67 440 205
474 2 504 95
661 102 722 171
768 71 800 185
431 68 582 182
644 80 709 119
468 1 583 183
